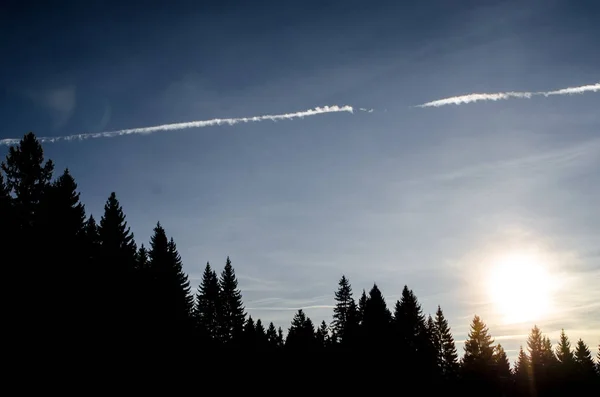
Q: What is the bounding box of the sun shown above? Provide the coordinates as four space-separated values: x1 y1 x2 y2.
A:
487 251 556 324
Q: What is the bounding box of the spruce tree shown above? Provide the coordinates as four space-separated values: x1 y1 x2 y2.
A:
514 346 531 393
255 319 268 349
147 223 194 339
555 329 574 367
362 283 391 343
42 169 87 338
218 257 246 345
97 192 138 340
394 286 436 379
277 326 284 348
574 339 596 377
434 306 459 380
266 322 279 349
2 133 54 338
494 344 512 379
1 132 54 226
315 320 330 348
194 263 221 343
332 275 359 345
358 289 367 325
462 315 495 383
574 339 597 393
242 316 256 349
285 309 316 350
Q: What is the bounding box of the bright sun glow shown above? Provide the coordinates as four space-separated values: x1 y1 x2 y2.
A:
487 252 556 324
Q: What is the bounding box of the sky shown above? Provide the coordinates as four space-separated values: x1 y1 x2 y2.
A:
1 0 598 361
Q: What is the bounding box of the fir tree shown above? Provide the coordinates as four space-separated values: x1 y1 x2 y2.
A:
514 346 531 393
147 224 194 339
285 309 316 350
394 286 436 379
434 306 459 380
462 315 495 380
218 257 246 345
332 275 359 345
494 344 512 379
42 169 87 337
97 192 138 339
574 339 596 377
574 339 597 393
1 133 54 337
277 326 284 348
1 132 54 225
255 319 268 349
555 329 574 367
266 322 278 349
358 289 367 325
243 316 256 349
194 263 221 343
362 283 392 348
315 320 330 348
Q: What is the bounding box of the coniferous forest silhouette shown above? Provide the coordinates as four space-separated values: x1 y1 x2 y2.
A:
1 132 599 393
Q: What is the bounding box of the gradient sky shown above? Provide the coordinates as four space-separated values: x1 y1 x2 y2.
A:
1 0 598 361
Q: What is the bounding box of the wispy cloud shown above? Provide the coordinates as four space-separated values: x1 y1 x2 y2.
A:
0 105 355 146
416 82 600 108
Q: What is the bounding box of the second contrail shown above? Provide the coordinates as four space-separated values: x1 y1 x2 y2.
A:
0 105 356 146
415 82 600 108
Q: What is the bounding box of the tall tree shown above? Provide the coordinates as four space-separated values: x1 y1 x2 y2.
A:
194 263 221 343
462 315 496 389
1 132 54 227
266 322 279 349
574 339 597 394
394 286 437 380
362 283 391 347
332 275 359 345
218 257 246 345
242 316 256 349
514 346 531 395
574 339 596 377
358 289 368 325
2 133 54 338
315 321 330 348
147 223 193 339
255 319 268 349
434 306 460 380
42 169 87 337
555 329 575 367
285 309 316 350
97 192 138 340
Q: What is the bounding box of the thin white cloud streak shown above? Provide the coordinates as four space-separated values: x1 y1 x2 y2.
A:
416 82 600 108
0 105 355 146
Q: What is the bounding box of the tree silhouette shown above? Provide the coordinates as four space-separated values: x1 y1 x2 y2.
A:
361 283 392 351
194 262 221 344
357 289 367 324
2 133 54 341
332 275 359 346
514 346 532 396
315 320 330 348
218 257 246 345
462 315 496 395
285 309 315 350
242 315 256 349
97 192 138 342
574 338 597 389
266 322 279 349
255 319 268 349
434 306 460 381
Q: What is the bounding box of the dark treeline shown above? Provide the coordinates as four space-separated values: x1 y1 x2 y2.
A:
1 133 599 391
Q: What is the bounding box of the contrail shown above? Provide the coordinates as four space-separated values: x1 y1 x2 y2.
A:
416 82 600 108
0 105 356 146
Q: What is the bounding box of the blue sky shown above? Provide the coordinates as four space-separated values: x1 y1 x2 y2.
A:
1 0 598 360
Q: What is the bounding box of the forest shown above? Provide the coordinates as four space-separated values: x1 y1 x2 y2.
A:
1 132 598 393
